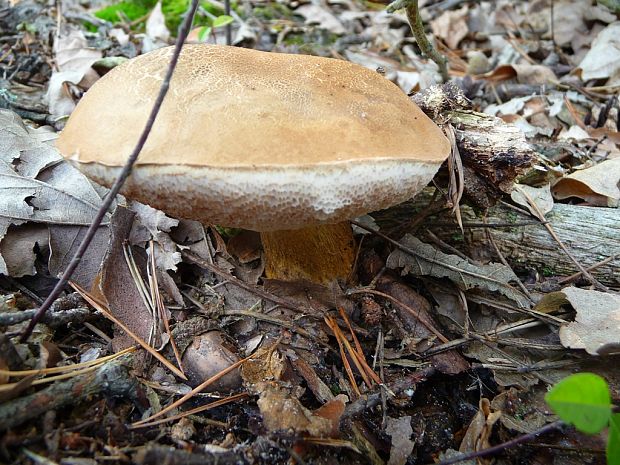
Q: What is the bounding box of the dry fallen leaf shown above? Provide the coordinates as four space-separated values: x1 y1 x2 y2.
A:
385 416 414 465
484 95 532 117
0 110 111 278
557 125 592 141
257 383 333 435
146 1 170 43
45 29 102 117
578 22 620 82
533 0 588 48
459 398 502 455
510 63 557 85
559 286 620 355
511 184 554 216
386 235 530 308
129 201 182 272
430 5 469 50
552 158 620 207
0 224 48 277
482 63 557 85
295 4 345 34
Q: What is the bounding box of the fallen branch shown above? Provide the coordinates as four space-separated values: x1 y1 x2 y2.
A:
435 421 563 465
386 0 449 81
0 359 139 431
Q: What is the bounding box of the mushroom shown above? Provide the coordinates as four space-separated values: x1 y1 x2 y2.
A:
57 45 450 283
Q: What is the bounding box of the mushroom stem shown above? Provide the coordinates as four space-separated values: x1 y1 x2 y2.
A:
260 222 356 283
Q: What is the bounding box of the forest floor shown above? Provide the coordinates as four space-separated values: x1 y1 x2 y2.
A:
1 0 620 464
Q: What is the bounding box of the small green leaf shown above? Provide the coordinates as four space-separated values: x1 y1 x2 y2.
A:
608 414 620 465
545 373 611 434
212 14 233 28
198 26 211 41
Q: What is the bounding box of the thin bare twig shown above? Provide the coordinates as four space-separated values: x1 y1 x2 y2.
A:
20 1 201 342
347 288 449 343
513 185 607 291
434 421 563 465
557 254 619 285
181 250 308 312
387 0 448 81
484 215 533 301
445 125 464 230
70 281 187 380
224 0 232 45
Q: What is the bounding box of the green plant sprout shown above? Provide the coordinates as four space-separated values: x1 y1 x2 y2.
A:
196 14 233 42
545 373 619 464
94 0 233 34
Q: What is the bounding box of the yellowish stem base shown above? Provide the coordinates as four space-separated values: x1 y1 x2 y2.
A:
260 222 356 283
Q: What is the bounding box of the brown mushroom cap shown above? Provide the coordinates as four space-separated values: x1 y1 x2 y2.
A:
57 44 450 231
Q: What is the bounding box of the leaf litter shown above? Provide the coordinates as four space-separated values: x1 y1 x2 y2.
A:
1 0 620 463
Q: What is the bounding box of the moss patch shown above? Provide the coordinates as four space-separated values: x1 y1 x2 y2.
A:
252 3 294 20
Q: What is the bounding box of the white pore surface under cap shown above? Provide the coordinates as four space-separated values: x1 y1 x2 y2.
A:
79 158 441 231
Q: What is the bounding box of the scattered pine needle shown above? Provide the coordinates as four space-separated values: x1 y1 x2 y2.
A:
337 307 364 359
328 316 372 388
132 355 252 427
303 437 361 454
131 392 249 428
446 125 464 231
0 346 136 378
324 316 361 397
0 346 136 392
148 240 184 374
331 311 387 391
70 281 187 380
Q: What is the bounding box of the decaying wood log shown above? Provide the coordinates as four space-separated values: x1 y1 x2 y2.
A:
450 202 619 287
0 359 140 431
376 194 620 288
402 83 619 287
412 82 535 208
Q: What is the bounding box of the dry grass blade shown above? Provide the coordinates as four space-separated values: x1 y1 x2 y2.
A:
123 244 155 327
131 392 249 428
303 437 362 453
0 346 136 377
69 281 187 380
0 365 98 393
148 240 184 374
446 125 464 231
132 355 252 426
0 347 135 392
